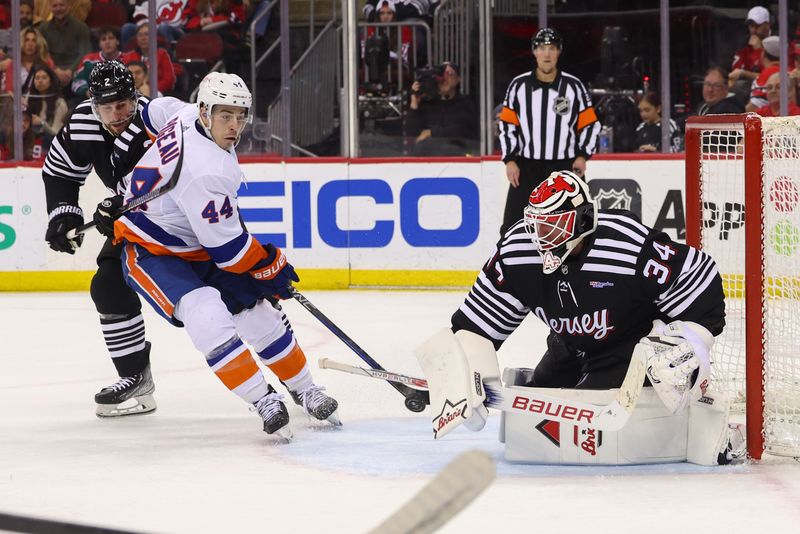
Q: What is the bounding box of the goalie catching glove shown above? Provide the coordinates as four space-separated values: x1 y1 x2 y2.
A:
641 319 714 414
249 243 299 300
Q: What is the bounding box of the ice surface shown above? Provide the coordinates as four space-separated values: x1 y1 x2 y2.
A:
1 291 799 533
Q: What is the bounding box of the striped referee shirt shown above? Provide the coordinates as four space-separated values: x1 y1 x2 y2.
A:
498 70 601 162
451 210 724 367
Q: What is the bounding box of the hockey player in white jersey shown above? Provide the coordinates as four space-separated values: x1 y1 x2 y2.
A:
112 73 339 438
416 170 747 465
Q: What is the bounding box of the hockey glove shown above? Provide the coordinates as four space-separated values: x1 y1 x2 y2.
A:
45 203 84 254
641 319 713 414
93 195 124 238
249 243 300 300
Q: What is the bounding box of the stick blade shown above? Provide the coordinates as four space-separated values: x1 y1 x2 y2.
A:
368 450 496 534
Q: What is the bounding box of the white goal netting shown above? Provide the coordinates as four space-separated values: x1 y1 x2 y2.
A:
696 116 800 457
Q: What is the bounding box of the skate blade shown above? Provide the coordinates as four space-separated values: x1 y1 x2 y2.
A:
96 395 157 418
271 425 293 442
326 410 342 426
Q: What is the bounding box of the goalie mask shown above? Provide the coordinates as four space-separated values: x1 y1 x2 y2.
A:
524 170 598 274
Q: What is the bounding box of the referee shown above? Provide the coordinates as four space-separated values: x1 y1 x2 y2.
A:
498 28 601 234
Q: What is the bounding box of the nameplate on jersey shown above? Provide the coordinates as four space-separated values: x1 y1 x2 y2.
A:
129 116 185 202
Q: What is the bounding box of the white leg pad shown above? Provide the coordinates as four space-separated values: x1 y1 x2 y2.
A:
174 287 237 356
415 328 500 439
502 387 690 465
687 389 731 466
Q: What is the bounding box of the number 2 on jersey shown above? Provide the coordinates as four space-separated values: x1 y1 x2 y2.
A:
202 196 234 223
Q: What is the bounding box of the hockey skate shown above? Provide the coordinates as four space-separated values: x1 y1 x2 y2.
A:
95 364 156 418
289 385 341 426
253 385 292 440
718 423 748 465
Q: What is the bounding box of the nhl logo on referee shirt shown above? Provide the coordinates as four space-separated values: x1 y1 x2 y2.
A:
553 96 570 116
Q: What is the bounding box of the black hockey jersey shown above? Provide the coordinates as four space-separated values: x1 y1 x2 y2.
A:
451 210 725 371
42 96 155 213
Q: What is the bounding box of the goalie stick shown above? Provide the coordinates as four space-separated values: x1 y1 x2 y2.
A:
291 289 430 413
367 449 495 534
320 350 648 431
65 122 186 240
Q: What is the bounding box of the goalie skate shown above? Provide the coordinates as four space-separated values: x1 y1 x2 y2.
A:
253 385 292 440
95 364 156 418
718 423 748 465
290 385 341 426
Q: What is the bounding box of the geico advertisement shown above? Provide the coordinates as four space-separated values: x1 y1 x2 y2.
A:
1 160 694 275
241 162 506 270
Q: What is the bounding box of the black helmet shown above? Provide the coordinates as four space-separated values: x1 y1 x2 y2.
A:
531 28 563 51
88 60 136 105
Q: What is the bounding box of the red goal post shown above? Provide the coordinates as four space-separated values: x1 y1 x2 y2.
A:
685 113 800 460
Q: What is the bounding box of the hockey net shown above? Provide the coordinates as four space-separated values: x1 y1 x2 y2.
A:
686 114 800 459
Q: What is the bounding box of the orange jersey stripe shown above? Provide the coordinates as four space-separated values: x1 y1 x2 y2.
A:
498 106 520 126
125 244 176 316
115 221 211 261
223 237 269 274
266 344 308 381
215 349 261 390
577 107 598 130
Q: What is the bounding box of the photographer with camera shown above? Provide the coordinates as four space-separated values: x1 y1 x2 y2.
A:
406 62 479 156
498 28 600 235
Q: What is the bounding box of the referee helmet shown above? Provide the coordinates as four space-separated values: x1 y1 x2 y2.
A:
531 28 563 52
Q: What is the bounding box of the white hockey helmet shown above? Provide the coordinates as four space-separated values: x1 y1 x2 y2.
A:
524 170 598 274
197 72 252 143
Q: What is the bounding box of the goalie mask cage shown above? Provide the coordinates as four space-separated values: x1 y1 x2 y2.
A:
686 113 800 460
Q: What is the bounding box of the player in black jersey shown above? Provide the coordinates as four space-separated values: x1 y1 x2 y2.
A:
417 171 745 464
43 61 163 417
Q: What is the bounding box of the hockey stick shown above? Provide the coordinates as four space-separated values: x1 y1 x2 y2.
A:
367 449 495 534
290 288 430 413
319 350 648 431
65 123 186 240
320 357 430 388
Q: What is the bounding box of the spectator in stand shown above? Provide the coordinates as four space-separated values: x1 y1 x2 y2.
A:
746 35 781 112
406 61 478 156
729 6 771 96
363 0 435 65
634 91 682 153
363 0 437 22
124 22 176 94
756 70 800 117
361 0 414 88
185 0 246 73
0 108 43 161
38 0 91 88
71 26 126 101
128 60 160 97
122 0 189 47
24 65 67 149
0 2 9 29
0 27 56 94
20 0 35 27
695 67 745 115
33 0 91 24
